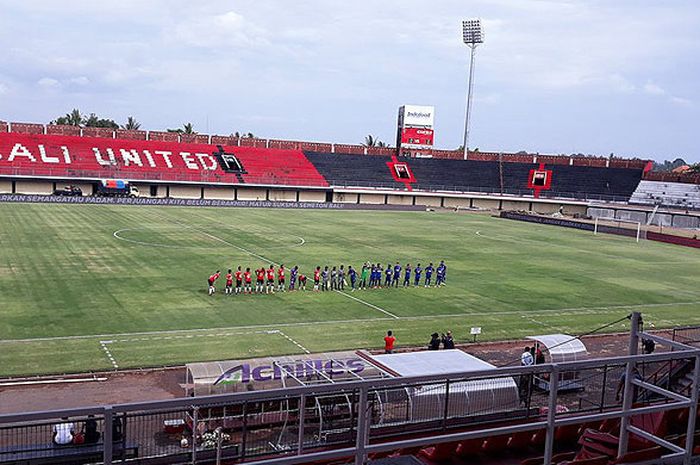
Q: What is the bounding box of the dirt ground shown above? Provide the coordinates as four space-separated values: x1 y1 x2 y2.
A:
0 331 663 415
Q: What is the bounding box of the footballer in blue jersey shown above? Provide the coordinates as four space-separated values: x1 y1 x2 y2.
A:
436 261 447 286
424 262 434 287
289 265 299 290
348 265 357 290
403 264 411 287
384 265 392 287
392 262 401 287
414 264 422 286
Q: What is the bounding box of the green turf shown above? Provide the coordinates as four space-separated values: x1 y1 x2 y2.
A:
0 203 698 376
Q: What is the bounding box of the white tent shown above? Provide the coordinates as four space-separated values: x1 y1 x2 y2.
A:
367 350 520 423
526 334 589 391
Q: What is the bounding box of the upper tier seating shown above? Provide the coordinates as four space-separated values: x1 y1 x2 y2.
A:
0 133 328 188
307 151 643 201
630 180 700 210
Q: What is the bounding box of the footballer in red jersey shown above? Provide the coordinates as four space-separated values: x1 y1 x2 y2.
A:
243 267 252 294
255 266 265 293
298 273 307 291
224 269 233 295
266 265 275 294
277 264 286 292
207 270 221 296
313 266 321 291
234 266 243 295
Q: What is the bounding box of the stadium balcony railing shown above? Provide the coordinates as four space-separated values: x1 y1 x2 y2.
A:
0 121 650 169
0 316 698 465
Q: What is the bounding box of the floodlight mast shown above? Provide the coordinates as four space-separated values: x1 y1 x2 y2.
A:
462 19 484 160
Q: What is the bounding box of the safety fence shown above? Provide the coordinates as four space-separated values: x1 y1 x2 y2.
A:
0 317 698 465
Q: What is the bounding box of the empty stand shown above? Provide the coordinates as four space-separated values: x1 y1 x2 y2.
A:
630 180 700 210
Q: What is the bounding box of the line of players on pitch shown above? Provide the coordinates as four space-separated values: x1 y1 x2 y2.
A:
207 261 447 296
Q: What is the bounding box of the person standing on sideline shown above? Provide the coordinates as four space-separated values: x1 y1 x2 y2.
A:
414 263 422 287
442 331 455 349
208 270 220 296
348 265 357 291
403 263 412 287
384 331 396 354
519 346 534 403
428 333 441 350
392 262 402 287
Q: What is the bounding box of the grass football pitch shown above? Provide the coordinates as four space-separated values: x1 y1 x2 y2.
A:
0 203 699 377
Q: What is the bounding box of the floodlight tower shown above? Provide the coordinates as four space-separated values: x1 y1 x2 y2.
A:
462 19 484 160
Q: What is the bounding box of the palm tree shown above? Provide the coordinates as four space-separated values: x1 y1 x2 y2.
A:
364 135 386 147
182 122 195 134
52 108 83 126
122 116 141 130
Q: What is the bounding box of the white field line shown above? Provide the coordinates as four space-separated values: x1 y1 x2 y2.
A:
278 330 311 354
99 341 119 369
521 314 561 331
3 300 699 345
335 290 399 319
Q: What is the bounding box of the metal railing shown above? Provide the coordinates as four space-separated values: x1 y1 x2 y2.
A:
1 314 698 465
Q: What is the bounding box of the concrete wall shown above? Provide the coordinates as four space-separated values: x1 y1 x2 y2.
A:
298 190 326 202
420 196 443 207
387 194 414 205
443 197 471 209
236 187 267 201
501 200 528 211
169 185 202 199
649 213 673 227
333 192 358 203
673 216 700 229
615 210 647 223
268 190 296 201
359 193 384 204
0 180 12 193
15 181 53 194
204 186 235 200
531 202 560 214
472 198 500 210
562 204 587 215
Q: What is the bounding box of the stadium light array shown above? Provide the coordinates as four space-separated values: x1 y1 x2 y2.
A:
461 19 484 160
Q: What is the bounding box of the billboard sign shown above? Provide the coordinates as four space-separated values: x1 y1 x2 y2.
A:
399 105 435 128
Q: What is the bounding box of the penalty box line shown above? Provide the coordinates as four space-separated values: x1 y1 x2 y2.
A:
98 329 311 365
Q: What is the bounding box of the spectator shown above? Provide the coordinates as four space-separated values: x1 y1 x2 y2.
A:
535 347 545 365
83 415 101 444
52 417 75 446
112 416 124 442
521 347 534 366
616 366 643 402
428 333 441 350
442 331 455 349
384 331 396 354
642 338 656 354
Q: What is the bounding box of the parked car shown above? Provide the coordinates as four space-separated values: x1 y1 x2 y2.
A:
53 185 83 196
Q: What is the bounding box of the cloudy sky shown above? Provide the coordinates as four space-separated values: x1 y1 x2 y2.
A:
0 1 698 161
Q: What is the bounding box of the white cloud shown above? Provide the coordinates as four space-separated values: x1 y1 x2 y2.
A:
68 76 90 86
0 83 7 95
171 10 269 49
37 77 60 88
643 81 692 106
